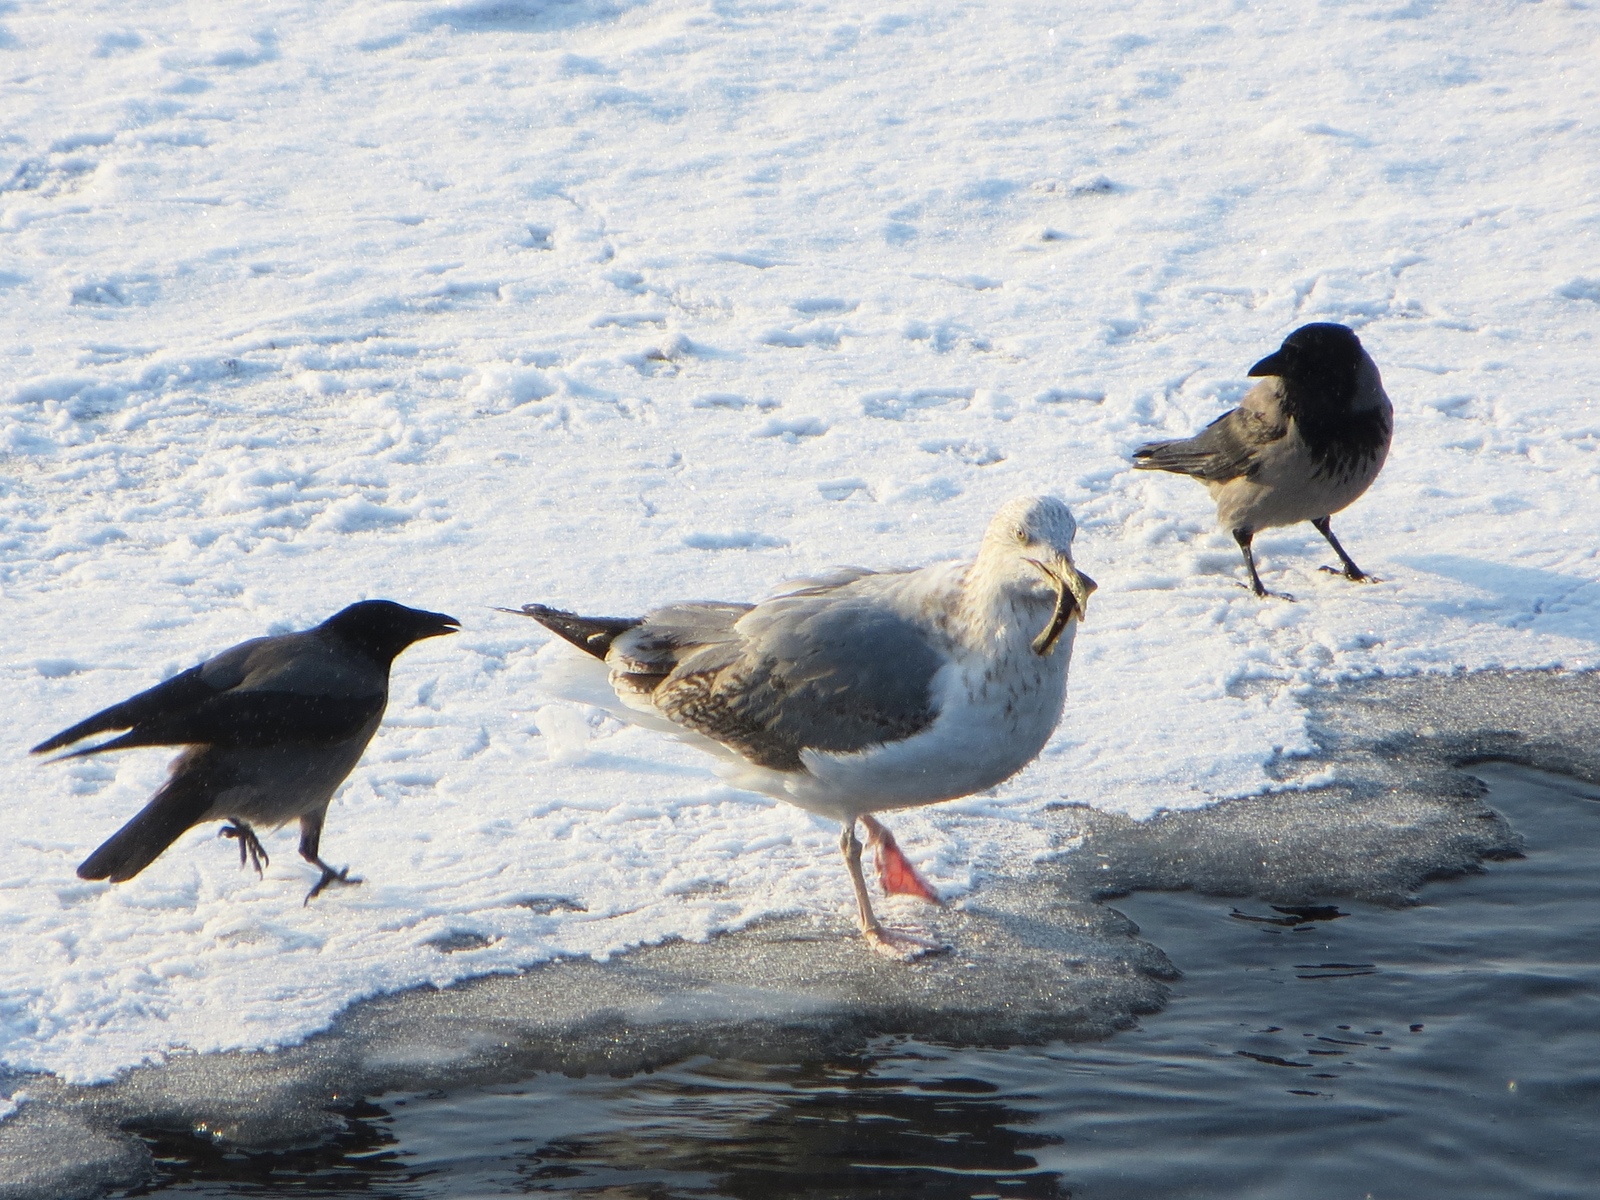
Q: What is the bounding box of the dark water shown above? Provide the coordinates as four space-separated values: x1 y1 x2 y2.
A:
122 763 1600 1199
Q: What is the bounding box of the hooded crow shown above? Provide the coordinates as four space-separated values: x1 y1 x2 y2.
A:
1132 322 1392 598
34 600 460 902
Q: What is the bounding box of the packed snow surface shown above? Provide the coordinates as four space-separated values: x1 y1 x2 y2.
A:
1 0 1597 1086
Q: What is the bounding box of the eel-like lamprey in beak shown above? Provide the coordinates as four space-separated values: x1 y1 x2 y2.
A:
1027 558 1098 656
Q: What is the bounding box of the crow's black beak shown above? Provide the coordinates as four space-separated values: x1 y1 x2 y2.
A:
1248 347 1293 378
422 612 461 638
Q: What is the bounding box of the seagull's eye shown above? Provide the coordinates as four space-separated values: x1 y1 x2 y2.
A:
1012 525 1028 544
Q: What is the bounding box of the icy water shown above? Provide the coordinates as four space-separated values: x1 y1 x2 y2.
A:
120 762 1600 1199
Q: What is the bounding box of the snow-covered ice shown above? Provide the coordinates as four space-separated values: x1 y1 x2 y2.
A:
7 667 1597 1200
1 0 1598 1106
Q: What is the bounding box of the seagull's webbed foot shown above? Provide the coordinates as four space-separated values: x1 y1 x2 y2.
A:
219 820 269 877
862 924 950 962
303 862 362 905
860 814 942 905
841 819 950 961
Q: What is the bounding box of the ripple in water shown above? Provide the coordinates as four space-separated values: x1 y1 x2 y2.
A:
120 763 1600 1199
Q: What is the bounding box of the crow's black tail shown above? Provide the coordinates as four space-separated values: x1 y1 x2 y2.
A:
77 752 218 882
1131 438 1211 477
497 604 641 661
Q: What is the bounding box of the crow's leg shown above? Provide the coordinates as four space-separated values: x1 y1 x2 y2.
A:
298 809 362 904
1311 516 1379 583
219 819 269 876
1233 528 1293 601
840 820 947 961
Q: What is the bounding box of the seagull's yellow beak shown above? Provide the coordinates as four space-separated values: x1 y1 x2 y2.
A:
1026 554 1097 655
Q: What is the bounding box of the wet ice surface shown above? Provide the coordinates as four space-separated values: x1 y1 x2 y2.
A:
2 669 1597 1198
50 758 1592 1199
104 761 1600 1200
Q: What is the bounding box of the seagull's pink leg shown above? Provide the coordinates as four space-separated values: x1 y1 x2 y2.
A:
840 820 947 961
860 814 942 904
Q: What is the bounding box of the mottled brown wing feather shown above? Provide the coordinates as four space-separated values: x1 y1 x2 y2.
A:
635 593 945 771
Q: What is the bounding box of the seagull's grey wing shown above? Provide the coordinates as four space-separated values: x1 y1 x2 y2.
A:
624 593 945 772
34 633 386 757
1132 379 1289 483
764 566 892 600
607 602 752 695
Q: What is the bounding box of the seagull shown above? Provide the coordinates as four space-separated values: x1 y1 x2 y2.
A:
33 600 460 902
1132 322 1393 599
501 496 1095 960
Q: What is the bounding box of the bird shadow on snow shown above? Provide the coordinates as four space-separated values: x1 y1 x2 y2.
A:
417 0 643 34
1401 554 1600 643
562 749 716 779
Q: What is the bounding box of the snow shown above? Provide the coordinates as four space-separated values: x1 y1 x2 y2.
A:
1 0 1598 1093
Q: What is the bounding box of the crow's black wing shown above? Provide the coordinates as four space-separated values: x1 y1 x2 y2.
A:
33 635 385 756
1132 386 1288 483
32 666 217 754
50 692 385 756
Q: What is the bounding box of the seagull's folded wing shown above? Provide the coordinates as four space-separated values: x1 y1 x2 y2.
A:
622 591 946 771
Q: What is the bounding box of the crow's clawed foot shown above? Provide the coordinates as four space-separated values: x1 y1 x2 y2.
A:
1318 564 1381 584
1238 581 1296 602
304 865 362 905
862 924 951 962
220 821 269 876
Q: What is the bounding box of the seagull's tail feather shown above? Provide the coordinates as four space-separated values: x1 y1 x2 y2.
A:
77 753 218 883
501 604 642 661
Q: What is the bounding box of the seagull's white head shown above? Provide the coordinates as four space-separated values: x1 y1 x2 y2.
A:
976 495 1097 655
